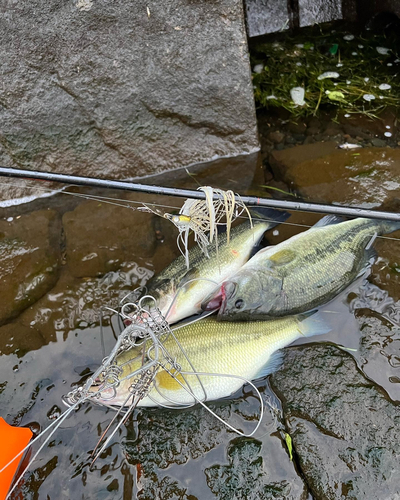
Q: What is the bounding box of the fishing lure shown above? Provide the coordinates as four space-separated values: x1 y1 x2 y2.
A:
141 186 252 268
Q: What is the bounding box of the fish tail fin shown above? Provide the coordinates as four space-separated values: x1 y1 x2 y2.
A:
297 310 331 338
249 207 291 227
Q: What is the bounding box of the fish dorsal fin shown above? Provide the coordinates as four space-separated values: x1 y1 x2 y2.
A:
249 207 291 225
254 350 284 380
269 249 296 265
313 215 345 228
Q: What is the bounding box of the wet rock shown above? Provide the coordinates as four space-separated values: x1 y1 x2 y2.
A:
270 146 400 209
0 323 45 357
124 396 308 500
0 210 61 325
268 131 285 144
370 237 400 301
0 0 259 184
271 345 400 500
339 109 397 138
355 312 400 401
285 136 297 145
63 198 161 277
0 179 63 208
245 0 290 37
286 121 307 135
0 261 153 354
371 138 387 147
205 438 305 500
269 141 338 181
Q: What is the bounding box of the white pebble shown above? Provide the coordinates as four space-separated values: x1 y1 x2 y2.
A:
376 47 390 55
384 132 392 137
273 229 279 236
386 125 391 129
387 63 393 67
296 62 302 66
364 77 370 82
379 83 391 90
290 86 305 106
363 94 375 101
253 64 264 74
6 217 13 222
352 52 358 56
358 44 364 48
317 71 340 80
343 34 354 41
344 114 350 118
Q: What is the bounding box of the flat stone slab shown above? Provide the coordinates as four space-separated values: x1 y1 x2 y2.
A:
271 344 400 500
0 210 61 325
0 0 259 185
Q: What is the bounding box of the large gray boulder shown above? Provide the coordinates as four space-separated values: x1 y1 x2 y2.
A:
0 0 259 183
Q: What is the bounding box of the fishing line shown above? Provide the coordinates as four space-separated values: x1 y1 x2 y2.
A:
146 368 265 437
1 178 400 243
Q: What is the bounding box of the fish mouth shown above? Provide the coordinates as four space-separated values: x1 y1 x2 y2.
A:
201 281 236 313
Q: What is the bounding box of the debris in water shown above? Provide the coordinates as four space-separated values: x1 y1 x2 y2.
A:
343 34 354 41
363 94 375 101
317 71 340 80
290 87 305 106
253 64 264 74
376 47 390 55
339 143 362 149
379 84 392 90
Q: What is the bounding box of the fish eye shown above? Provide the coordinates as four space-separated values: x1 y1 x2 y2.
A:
235 299 244 309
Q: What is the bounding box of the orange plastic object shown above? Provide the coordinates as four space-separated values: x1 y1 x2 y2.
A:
0 417 33 500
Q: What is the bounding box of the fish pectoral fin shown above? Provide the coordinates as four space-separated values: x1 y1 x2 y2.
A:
356 246 377 277
254 350 285 380
269 249 296 266
177 267 201 290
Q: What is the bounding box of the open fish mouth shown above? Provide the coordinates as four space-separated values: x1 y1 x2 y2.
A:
201 281 236 314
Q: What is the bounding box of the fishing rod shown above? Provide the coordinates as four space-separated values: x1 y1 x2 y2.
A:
0 165 399 222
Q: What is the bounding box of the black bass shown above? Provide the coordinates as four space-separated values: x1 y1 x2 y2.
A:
143 208 289 324
91 315 327 407
203 216 400 320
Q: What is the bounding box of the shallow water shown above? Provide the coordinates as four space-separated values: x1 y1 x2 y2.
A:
0 170 399 498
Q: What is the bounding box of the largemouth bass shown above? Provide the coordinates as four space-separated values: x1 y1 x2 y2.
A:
91 315 327 407
142 208 289 324
203 216 400 320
